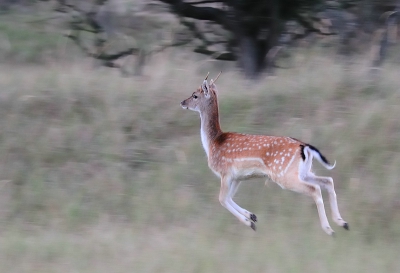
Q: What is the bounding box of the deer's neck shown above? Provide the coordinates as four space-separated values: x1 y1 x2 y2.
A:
199 102 222 157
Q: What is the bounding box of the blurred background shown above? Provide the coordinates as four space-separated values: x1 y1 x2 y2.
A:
0 0 400 272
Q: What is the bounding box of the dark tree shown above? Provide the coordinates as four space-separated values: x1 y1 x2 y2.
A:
53 0 191 76
51 0 400 79
157 0 330 78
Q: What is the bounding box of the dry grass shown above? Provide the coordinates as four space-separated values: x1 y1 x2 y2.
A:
0 42 400 272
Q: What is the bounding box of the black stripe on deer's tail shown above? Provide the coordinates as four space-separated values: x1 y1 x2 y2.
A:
304 144 330 165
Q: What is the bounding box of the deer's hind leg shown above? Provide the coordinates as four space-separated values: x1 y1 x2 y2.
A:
289 180 335 236
304 174 348 230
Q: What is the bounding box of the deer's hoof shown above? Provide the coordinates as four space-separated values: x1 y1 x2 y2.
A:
324 226 335 236
250 222 256 231
343 223 349 230
250 213 257 222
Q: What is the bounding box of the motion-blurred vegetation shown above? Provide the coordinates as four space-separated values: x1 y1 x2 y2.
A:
0 1 400 273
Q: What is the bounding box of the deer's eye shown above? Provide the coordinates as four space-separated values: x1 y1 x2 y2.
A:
193 94 198 99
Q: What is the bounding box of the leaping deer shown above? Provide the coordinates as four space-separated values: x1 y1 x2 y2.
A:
180 72 349 235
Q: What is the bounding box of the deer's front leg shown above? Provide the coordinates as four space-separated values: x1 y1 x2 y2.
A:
228 180 257 222
219 176 256 230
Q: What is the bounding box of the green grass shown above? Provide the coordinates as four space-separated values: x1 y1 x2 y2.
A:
1 11 400 272
0 11 66 63
0 54 399 272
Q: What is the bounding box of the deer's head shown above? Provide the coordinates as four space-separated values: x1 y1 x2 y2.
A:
180 72 221 113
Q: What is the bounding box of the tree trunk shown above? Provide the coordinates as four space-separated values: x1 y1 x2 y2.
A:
237 33 262 79
232 0 280 79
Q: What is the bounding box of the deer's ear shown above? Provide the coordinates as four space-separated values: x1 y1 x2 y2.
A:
202 80 210 98
209 79 217 93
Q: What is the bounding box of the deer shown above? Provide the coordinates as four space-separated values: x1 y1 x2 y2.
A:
180 72 349 235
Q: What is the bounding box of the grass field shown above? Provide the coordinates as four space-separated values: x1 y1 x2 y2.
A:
1 10 400 273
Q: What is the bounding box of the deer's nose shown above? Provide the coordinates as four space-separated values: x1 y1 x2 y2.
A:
180 101 189 109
